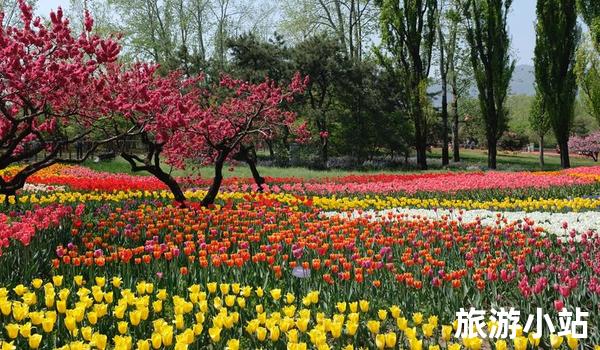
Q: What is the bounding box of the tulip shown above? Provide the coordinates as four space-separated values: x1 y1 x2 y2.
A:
495 340 507 350
367 320 380 334
376 334 386 350
550 334 563 349
256 326 267 341
566 334 578 350
5 324 19 339
514 336 528 350
28 334 42 349
227 339 240 350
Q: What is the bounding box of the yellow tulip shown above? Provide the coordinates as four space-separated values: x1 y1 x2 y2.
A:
136 339 150 350
409 338 423 350
91 333 107 350
112 277 122 288
349 302 358 313
385 332 397 348
359 300 369 312
422 323 435 338
151 332 162 349
442 325 453 341
209 327 222 342
514 336 528 350
118 321 128 334
287 329 299 343
41 317 55 333
52 275 63 287
495 339 507 350
566 334 579 350
550 334 563 349
376 334 386 349
378 309 388 321
412 312 423 325
129 310 141 326
397 317 408 331
227 339 240 350
81 327 93 341
1 341 15 350
32 279 43 289
285 293 295 304
219 283 230 295
20 322 32 338
389 305 401 319
255 287 264 297
270 288 282 301
256 326 267 341
448 344 461 350
429 346 440 350
269 325 280 341
5 324 19 339
87 311 98 325
367 320 380 334
529 333 541 347
28 334 42 349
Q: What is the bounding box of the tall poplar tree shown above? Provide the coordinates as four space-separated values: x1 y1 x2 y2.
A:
459 0 514 169
378 0 438 170
534 0 579 168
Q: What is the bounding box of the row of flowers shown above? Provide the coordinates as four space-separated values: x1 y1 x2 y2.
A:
4 164 600 197
3 189 600 213
26 200 594 336
0 277 595 349
324 207 600 239
0 204 77 256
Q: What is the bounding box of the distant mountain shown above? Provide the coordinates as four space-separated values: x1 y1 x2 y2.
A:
509 64 535 96
430 64 535 105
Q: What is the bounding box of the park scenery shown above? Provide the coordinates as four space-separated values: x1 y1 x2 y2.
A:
2 0 600 349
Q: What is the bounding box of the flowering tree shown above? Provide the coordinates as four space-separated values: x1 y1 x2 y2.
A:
568 131 600 161
165 73 308 206
0 2 133 200
107 64 203 205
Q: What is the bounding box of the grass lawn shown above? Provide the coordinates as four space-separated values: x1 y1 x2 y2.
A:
428 148 598 171
81 148 598 179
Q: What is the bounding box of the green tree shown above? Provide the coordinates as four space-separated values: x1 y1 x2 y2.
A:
577 0 600 47
529 91 551 167
534 0 579 168
227 32 292 83
293 34 347 168
575 35 600 125
378 0 438 170
459 0 514 169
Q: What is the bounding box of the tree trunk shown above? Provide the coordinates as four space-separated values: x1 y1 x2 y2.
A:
487 134 497 169
201 151 227 206
150 169 187 204
266 140 275 161
441 88 449 166
320 137 329 169
558 139 571 169
539 135 545 167
451 96 460 162
234 146 265 191
414 106 428 170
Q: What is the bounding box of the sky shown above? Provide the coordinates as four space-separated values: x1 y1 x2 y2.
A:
35 0 538 66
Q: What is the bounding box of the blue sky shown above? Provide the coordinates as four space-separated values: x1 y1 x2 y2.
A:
35 0 538 65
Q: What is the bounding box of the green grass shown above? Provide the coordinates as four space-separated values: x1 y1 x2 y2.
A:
82 148 599 179
428 148 598 171
82 157 395 179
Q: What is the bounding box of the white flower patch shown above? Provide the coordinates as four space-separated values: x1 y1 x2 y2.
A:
22 183 66 193
324 207 600 238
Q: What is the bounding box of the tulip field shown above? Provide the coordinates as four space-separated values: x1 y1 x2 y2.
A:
1 164 600 350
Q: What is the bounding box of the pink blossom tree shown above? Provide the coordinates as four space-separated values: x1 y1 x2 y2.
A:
107 64 203 204
164 73 308 206
0 1 136 200
568 131 600 161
